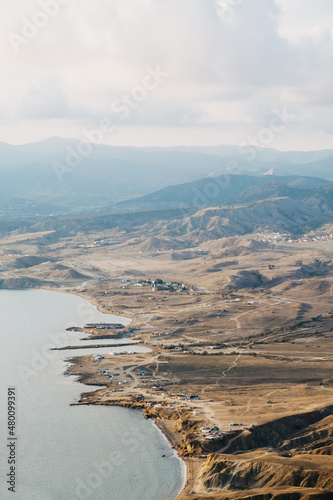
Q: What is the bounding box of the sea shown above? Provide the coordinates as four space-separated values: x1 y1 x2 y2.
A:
0 289 185 500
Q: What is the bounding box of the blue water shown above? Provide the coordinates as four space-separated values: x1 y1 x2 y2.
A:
0 289 185 500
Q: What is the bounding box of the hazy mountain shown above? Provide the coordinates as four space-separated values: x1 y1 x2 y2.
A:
2 193 332 248
114 174 333 211
0 138 332 219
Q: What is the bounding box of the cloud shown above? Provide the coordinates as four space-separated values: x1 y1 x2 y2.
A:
17 78 94 120
17 79 70 120
0 0 332 148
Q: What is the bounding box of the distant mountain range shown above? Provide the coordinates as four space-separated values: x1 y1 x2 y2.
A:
2 193 332 247
0 137 332 218
114 174 333 211
2 175 333 246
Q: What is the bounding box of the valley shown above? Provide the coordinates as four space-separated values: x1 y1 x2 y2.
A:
0 195 332 499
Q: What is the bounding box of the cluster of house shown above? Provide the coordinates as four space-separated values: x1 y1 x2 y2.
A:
132 278 188 293
175 393 200 401
136 370 149 376
93 354 103 362
255 230 333 244
102 369 116 381
201 422 245 440
300 232 333 242
201 426 223 440
85 323 124 330
254 232 292 243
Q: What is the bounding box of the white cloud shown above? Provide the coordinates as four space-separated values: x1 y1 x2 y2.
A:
0 0 332 148
18 78 74 119
21 78 98 123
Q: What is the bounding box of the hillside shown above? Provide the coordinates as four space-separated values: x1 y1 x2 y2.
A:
0 277 56 289
1 176 333 500
11 255 51 269
0 139 332 218
150 198 333 244
197 407 333 499
0 193 332 249
114 174 333 211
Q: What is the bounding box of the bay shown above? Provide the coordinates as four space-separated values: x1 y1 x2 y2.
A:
0 289 185 500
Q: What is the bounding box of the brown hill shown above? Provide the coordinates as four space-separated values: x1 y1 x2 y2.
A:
156 198 331 245
135 236 185 252
0 277 56 289
63 269 91 280
195 407 333 500
11 255 51 269
202 455 333 491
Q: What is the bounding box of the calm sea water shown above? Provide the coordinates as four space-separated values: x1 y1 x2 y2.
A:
0 289 185 500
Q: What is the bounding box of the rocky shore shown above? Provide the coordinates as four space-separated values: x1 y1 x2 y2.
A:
67 357 333 500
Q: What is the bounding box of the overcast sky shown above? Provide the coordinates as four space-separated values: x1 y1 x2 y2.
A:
1 0 333 150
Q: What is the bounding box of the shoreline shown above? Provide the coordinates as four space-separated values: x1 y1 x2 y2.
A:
56 286 191 500
5 286 190 499
45 285 134 326
151 419 188 499
69 398 194 498
8 285 333 499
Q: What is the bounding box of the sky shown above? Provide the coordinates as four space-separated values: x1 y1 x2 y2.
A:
1 0 333 150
